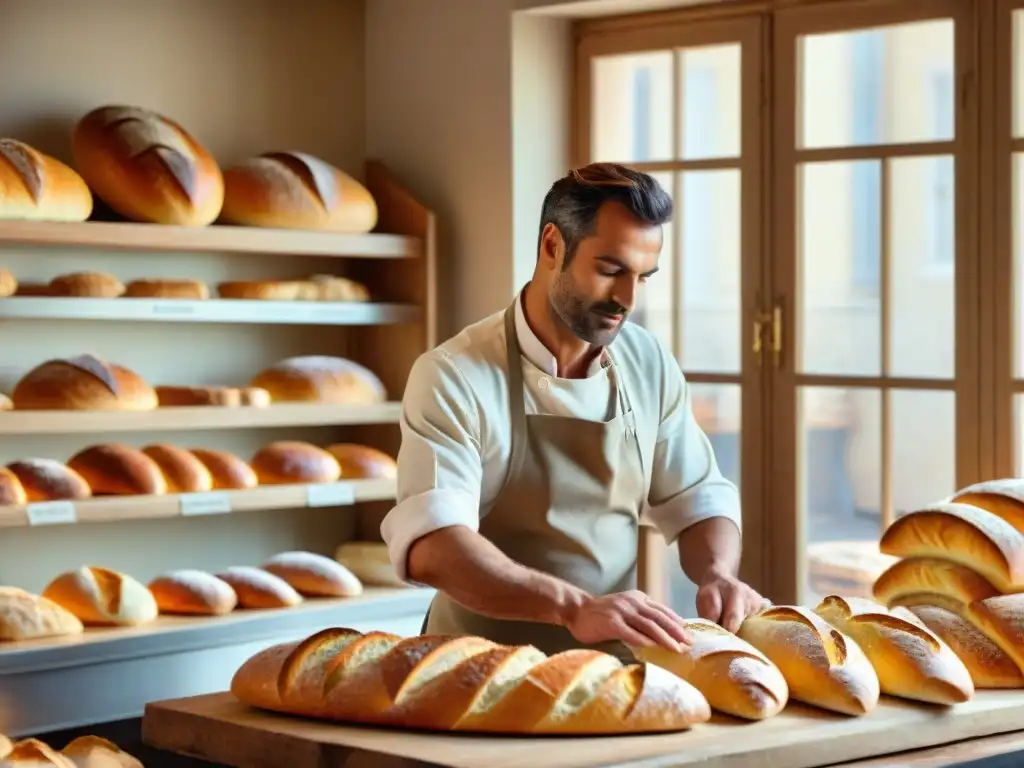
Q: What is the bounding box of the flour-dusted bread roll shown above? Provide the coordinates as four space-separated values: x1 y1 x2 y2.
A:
325 443 397 479
148 570 237 616
155 385 242 407
216 566 302 609
737 605 880 716
0 468 26 506
0 270 16 298
123 278 208 299
48 271 125 298
42 566 158 627
261 551 363 597
0 138 92 222
189 448 257 490
951 479 1024 533
72 105 223 226
60 735 143 768
911 605 1024 689
250 355 386 404
631 618 789 720
814 595 973 705
220 151 378 233
141 444 213 493
879 503 1024 593
12 355 157 411
873 557 1000 616
1 738 76 768
6 459 91 502
0 587 83 641
250 441 341 485
67 444 167 496
965 593 1024 674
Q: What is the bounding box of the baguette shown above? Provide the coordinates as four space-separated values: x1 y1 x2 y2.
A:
231 627 711 734
814 595 973 704
964 593 1024 675
911 605 1024 689
951 479 1024 533
872 557 1000 616
630 618 788 720
737 605 880 716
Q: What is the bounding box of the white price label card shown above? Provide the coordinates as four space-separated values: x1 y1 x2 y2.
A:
26 501 77 526
151 301 197 317
307 483 356 508
179 492 232 516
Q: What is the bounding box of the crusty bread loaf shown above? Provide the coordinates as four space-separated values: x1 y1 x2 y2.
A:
61 735 143 768
124 278 209 300
1 738 75 768
334 542 405 587
951 479 1024 533
965 593 1024 675
148 570 237 616
873 557 1000 616
216 275 369 302
72 105 224 226
911 605 1024 688
250 355 386 404
0 587 83 641
814 595 973 704
12 355 157 411
325 443 397 479
216 566 302 609
48 271 125 298
737 605 880 715
155 385 242 407
240 387 271 407
0 468 26 506
250 441 341 485
141 444 213 493
0 269 16 298
67 444 168 496
260 551 363 597
0 138 93 222
189 449 258 490
631 618 789 720
878 503 1024 593
42 566 158 627
6 459 91 502
220 152 378 233
231 627 711 734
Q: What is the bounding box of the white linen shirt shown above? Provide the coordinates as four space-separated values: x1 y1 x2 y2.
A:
380 296 742 581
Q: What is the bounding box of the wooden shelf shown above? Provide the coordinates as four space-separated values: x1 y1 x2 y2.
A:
0 297 421 326
0 403 403 434
0 220 421 259
0 478 396 528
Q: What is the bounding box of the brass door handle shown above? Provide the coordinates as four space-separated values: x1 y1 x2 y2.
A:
752 304 784 368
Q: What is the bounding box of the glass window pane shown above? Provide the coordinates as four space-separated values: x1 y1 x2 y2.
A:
799 20 954 149
800 161 881 376
631 171 676 349
677 44 741 160
892 389 956 517
591 51 673 163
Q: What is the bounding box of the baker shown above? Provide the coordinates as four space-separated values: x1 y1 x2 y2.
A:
381 162 766 660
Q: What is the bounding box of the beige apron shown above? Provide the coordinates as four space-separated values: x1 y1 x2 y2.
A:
423 300 647 661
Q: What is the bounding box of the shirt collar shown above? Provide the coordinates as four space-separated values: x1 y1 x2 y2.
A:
513 290 610 378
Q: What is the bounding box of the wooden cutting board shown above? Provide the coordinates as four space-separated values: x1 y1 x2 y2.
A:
142 690 1024 768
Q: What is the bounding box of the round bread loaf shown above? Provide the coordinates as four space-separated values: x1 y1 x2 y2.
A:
142 444 214 493
48 271 125 298
12 355 157 411
219 151 378 233
7 459 92 501
0 467 27 506
260 551 363 597
216 566 302 609
189 448 258 490
0 269 16 297
250 355 386 404
148 570 238 616
67 444 167 496
124 278 209 299
325 443 397 479
72 105 224 226
43 566 158 626
0 138 93 222
250 441 341 485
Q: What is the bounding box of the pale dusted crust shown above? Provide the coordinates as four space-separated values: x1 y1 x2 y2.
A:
12 356 157 411
67 444 167 496
155 385 242 407
3 738 76 767
216 566 302 609
124 278 209 299
814 596 974 705
0 467 26 506
911 605 1024 689
48 271 125 298
965 593 1024 675
873 557 1001 615
878 503 1024 592
250 441 341 485
631 618 789 720
325 443 397 479
737 605 880 716
6 459 91 502
149 570 237 616
61 735 143 768
951 480 1024 533
250 355 386 405
260 551 362 597
0 138 93 223
141 444 214 493
189 449 257 490
0 589 83 641
42 566 158 627
0 269 16 297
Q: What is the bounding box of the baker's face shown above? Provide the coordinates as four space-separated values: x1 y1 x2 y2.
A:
546 202 663 346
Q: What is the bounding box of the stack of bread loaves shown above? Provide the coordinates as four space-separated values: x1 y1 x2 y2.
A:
0 734 142 768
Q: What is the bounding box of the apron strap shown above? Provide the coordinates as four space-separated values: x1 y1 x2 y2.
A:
499 302 529 498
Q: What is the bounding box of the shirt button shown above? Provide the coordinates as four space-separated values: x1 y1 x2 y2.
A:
538 377 550 389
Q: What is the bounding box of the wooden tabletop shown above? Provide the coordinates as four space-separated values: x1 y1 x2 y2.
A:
832 730 1024 766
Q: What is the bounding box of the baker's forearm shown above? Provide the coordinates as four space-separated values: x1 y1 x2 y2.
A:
676 516 742 584
406 525 590 626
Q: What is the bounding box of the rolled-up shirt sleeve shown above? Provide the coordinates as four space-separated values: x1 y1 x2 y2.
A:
645 344 742 544
380 351 483 581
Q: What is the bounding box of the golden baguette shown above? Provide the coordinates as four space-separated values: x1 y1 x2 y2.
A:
964 593 1024 675
951 479 1024 533
911 605 1024 689
872 557 1000 617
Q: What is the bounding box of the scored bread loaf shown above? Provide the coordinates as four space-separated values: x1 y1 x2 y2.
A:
141 444 213 493
155 385 242 407
42 566 158 626
250 355 386 404
216 275 370 302
250 441 341 485
148 570 238 616
12 355 157 411
965 593 1024 675
220 151 378 233
216 566 302 609
189 449 258 490
48 271 125 298
67 444 167 496
814 595 973 704
951 479 1024 533
630 618 789 720
61 735 143 768
0 468 26 506
232 627 710 734
6 459 91 502
0 587 84 641
737 605 880 716
72 105 224 226
326 443 397 479
911 605 1024 689
0 138 93 222
878 503 1024 593
124 278 209 300
0 269 16 298
872 557 1000 616
260 551 363 597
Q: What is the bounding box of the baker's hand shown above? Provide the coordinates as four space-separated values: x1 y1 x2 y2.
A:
696 569 768 633
565 590 691 652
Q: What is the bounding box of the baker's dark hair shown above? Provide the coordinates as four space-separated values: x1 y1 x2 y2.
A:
537 163 673 265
